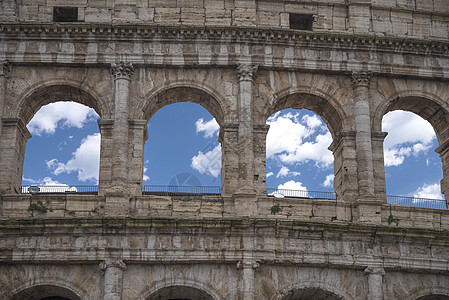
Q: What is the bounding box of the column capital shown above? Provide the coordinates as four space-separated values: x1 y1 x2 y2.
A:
237 64 258 81
364 266 385 276
99 260 126 271
351 71 372 88
0 60 11 77
236 260 259 269
111 62 134 80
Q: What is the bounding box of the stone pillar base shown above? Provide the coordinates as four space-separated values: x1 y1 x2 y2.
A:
354 196 382 224
104 190 130 216
233 192 258 217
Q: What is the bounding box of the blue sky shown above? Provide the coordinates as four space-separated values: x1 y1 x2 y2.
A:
22 101 443 200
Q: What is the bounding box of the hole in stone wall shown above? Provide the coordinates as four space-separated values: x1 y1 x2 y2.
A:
53 7 78 22
289 13 313 30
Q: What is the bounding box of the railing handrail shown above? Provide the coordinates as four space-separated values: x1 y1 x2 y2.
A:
267 187 336 200
21 185 98 194
142 185 222 195
387 194 447 209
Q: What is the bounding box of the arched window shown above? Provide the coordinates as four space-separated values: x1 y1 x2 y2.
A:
22 101 100 193
143 102 221 195
266 108 334 198
147 285 215 300
382 110 445 208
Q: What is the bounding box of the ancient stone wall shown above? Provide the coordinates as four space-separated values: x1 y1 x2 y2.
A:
1 0 449 299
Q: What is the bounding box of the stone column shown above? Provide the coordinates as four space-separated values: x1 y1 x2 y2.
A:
128 119 148 196
372 131 388 202
253 124 270 195
0 61 10 138
100 260 126 300
219 123 239 196
236 63 258 194
110 62 134 188
98 119 114 196
365 266 385 300
435 140 449 208
237 259 259 300
0 118 31 194
352 71 375 197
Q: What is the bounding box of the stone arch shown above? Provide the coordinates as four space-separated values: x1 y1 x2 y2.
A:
408 286 449 300
141 82 229 126
270 280 353 300
7 277 89 300
373 89 449 203
136 278 221 300
373 90 449 144
15 79 109 124
264 87 347 139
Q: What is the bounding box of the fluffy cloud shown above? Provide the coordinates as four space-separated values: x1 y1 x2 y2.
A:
276 166 300 178
275 180 309 197
266 111 333 167
383 111 436 167
191 144 222 178
47 133 100 183
27 102 99 136
195 118 219 138
413 183 443 200
143 167 150 182
322 174 335 188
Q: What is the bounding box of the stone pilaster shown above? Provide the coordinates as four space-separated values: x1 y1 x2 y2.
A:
372 131 388 202
236 63 258 193
128 119 148 196
352 71 375 197
219 123 239 196
111 62 133 187
105 62 133 215
435 138 449 208
253 124 270 195
98 119 114 196
237 259 259 300
365 266 385 300
100 260 126 300
0 61 11 138
0 118 31 194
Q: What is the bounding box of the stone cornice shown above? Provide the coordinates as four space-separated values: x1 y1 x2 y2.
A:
0 23 448 57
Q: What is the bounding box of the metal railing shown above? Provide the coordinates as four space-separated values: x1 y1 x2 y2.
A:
21 185 98 195
387 195 447 209
267 188 336 200
142 185 222 196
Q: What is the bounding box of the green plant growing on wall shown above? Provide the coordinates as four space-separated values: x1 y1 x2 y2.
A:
271 203 282 215
28 200 50 215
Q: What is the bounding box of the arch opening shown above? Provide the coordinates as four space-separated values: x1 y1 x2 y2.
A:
279 287 344 300
264 92 342 199
10 284 81 300
147 285 215 300
143 102 222 195
416 295 449 300
266 108 334 197
21 101 100 192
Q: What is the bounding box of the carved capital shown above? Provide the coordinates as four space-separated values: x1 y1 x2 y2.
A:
99 260 126 271
237 64 258 82
0 60 11 77
111 62 134 80
351 71 372 88
364 266 385 276
236 260 259 269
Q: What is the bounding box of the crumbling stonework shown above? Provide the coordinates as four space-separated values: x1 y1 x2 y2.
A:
0 0 449 299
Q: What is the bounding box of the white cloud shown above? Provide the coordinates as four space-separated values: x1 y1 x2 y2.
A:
383 111 436 167
47 133 100 183
413 183 443 200
276 166 300 178
266 172 274 178
266 111 333 167
322 174 335 188
278 180 307 191
143 167 150 181
27 102 99 136
195 118 219 138
191 144 222 178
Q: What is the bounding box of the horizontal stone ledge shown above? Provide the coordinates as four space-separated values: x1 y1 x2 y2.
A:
3 57 449 81
0 23 447 53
